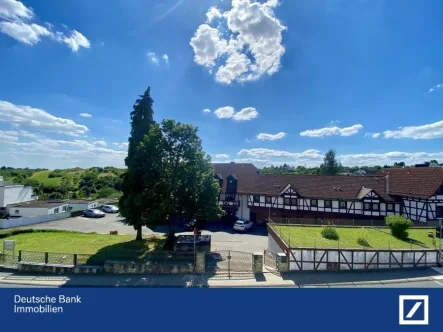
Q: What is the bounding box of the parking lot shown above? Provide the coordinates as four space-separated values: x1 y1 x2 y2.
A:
20 213 268 253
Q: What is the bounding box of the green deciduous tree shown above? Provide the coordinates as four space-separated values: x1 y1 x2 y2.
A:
119 88 222 242
320 149 340 175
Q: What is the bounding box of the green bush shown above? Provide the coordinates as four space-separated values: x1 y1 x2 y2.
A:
357 237 370 247
385 215 412 240
321 224 339 240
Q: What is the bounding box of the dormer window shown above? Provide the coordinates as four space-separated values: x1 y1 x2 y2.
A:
226 174 238 194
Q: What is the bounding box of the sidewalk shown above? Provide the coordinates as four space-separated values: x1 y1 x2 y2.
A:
1 268 442 288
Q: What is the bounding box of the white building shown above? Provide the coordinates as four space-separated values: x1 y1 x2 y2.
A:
0 180 33 216
68 199 99 211
8 200 69 218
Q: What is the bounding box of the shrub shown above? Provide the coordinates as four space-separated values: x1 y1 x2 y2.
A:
385 215 412 240
357 237 370 247
321 224 339 240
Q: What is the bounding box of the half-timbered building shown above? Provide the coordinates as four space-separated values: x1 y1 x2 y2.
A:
213 163 443 225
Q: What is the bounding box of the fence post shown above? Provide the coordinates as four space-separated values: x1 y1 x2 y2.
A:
18 250 22 262
73 254 77 266
45 252 49 264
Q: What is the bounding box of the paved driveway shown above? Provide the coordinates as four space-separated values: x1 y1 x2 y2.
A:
24 213 154 235
20 215 268 253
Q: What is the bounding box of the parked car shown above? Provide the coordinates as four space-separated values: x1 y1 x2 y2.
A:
83 209 106 218
184 219 204 231
233 220 253 232
102 205 119 213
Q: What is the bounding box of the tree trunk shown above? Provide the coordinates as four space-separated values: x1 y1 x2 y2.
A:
136 225 142 241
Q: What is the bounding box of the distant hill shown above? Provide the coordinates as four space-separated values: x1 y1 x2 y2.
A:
0 166 125 200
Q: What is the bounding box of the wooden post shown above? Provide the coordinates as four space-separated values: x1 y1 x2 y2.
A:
44 252 49 264
18 250 22 262
73 254 78 266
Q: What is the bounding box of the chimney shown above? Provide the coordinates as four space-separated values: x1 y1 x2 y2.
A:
385 175 389 194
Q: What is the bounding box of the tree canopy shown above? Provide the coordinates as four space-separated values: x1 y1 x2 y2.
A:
119 88 222 241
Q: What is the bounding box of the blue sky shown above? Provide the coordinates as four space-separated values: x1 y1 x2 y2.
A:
1 0 443 169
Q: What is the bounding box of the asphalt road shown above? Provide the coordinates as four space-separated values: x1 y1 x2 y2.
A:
18 214 269 253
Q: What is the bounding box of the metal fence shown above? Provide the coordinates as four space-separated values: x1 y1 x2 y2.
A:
206 250 253 277
0 253 18 268
14 249 196 271
269 217 387 227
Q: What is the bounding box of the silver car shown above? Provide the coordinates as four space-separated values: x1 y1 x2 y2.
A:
83 209 106 218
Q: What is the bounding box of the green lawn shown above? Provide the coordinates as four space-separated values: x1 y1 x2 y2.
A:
0 230 165 255
272 225 438 249
30 170 61 187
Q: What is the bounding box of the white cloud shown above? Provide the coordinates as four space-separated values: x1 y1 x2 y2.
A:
94 141 107 147
365 132 381 138
162 54 169 64
338 151 443 167
79 113 92 118
206 6 222 23
300 124 363 138
428 83 443 93
190 24 227 68
0 0 90 51
0 21 51 45
213 106 258 121
214 106 235 119
238 148 323 160
232 147 443 167
147 51 159 65
202 108 211 113
0 100 89 136
59 30 90 52
257 132 286 141
112 142 129 149
190 0 287 84
215 153 230 159
0 0 33 20
383 120 443 139
232 107 258 121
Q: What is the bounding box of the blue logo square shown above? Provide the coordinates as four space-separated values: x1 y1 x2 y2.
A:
403 299 425 321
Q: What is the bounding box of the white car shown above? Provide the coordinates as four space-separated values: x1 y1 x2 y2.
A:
233 220 253 232
102 205 119 213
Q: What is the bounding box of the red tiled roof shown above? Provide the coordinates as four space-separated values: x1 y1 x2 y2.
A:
212 163 260 192
212 163 396 201
240 174 396 201
375 167 443 198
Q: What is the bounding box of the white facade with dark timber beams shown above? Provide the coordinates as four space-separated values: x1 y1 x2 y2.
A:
212 163 443 225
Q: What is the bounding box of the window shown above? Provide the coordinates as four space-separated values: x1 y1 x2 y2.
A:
364 202 380 211
15 210 19 214
324 200 332 208
62 206 67 212
69 207 73 211
310 199 318 207
284 198 297 206
339 201 346 209
253 195 260 203
436 206 443 218
265 196 272 204
54 208 60 214
387 203 394 212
